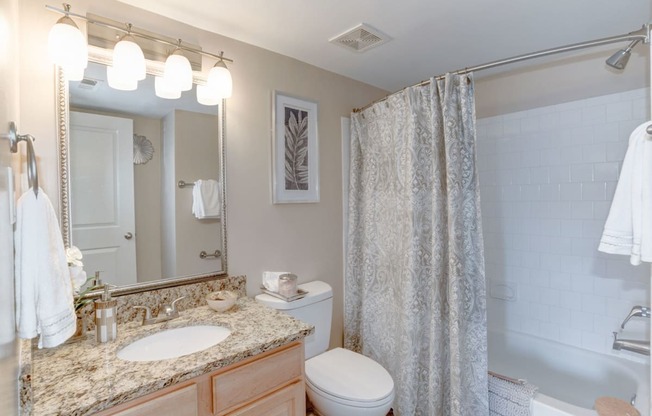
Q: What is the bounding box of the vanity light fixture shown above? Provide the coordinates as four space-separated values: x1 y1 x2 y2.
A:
163 43 193 92
207 53 233 99
110 23 146 86
47 3 88 81
46 3 234 104
107 65 137 91
154 75 182 99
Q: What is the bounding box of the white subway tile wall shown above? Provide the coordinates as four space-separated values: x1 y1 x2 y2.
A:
477 88 651 357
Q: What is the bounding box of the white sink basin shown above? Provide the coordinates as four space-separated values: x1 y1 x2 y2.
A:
117 325 231 362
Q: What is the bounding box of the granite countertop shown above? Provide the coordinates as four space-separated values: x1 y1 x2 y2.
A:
25 298 313 416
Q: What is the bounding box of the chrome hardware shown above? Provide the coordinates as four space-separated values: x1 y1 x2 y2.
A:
621 305 650 329
133 296 185 326
3 121 39 197
199 250 221 259
178 180 195 188
612 332 650 356
124 232 133 240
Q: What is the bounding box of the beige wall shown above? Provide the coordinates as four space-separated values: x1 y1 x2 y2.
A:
173 110 222 276
18 0 386 348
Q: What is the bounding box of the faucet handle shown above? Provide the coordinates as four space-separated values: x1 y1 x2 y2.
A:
165 296 186 315
133 305 152 321
621 305 651 329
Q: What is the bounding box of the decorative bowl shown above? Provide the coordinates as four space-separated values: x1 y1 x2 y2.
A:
206 291 237 312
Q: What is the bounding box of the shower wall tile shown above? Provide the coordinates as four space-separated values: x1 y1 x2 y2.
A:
477 87 650 359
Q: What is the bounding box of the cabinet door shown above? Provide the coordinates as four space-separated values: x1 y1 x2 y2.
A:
213 343 303 414
111 384 198 416
227 382 305 416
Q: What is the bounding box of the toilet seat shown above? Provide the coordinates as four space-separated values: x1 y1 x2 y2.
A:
305 348 394 404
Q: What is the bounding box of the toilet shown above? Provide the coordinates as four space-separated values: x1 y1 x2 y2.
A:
255 280 394 416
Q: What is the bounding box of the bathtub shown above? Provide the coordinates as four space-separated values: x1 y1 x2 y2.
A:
488 330 649 416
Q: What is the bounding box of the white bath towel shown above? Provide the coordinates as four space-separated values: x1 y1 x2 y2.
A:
15 189 76 348
598 121 652 265
192 179 221 219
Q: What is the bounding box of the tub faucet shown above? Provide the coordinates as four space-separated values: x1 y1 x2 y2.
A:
133 296 185 326
612 332 650 356
620 305 650 329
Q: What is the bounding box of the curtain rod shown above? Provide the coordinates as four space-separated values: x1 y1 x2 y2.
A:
354 25 650 113
45 4 234 63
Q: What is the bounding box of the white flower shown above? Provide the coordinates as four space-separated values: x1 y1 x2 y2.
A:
66 246 83 267
69 266 87 293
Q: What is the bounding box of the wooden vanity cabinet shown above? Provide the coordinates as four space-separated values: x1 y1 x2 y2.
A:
97 341 306 416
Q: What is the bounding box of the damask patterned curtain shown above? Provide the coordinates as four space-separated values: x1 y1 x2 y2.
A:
345 74 488 416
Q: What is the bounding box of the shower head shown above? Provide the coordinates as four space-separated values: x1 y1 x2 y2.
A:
606 39 641 70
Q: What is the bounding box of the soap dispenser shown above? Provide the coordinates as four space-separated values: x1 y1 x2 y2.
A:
94 281 117 343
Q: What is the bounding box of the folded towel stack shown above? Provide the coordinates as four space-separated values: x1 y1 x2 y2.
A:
192 179 221 219
262 271 290 293
15 189 76 348
488 372 538 416
598 121 652 265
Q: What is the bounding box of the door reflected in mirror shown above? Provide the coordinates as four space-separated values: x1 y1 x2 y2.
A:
65 60 225 287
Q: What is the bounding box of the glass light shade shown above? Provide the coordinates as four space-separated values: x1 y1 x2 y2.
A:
196 84 220 106
64 65 85 82
155 76 181 99
48 16 88 70
107 66 137 91
163 50 193 92
112 35 146 81
207 62 232 99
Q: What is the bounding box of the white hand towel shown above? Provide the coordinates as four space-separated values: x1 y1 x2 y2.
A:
598 121 652 265
192 179 221 219
15 189 76 348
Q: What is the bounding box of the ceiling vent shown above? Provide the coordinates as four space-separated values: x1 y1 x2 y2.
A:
329 24 389 53
77 77 101 91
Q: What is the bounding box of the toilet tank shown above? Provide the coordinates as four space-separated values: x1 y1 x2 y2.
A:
255 280 333 359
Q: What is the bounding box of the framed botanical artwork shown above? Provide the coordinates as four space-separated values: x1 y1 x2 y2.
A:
272 91 319 203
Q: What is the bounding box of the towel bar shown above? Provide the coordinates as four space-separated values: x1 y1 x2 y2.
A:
3 122 39 197
178 180 195 188
199 250 221 259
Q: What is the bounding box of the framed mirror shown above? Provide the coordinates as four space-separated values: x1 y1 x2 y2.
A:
56 47 228 296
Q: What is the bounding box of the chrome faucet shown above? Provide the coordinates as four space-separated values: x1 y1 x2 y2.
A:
620 305 650 329
134 296 185 326
612 305 650 356
612 332 650 356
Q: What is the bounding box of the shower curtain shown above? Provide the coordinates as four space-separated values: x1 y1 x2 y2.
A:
345 74 488 416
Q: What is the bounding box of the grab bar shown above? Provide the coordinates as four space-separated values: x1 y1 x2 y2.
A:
3 122 38 197
178 180 195 188
199 250 221 259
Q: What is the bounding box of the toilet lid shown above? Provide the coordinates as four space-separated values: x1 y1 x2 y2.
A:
305 348 394 403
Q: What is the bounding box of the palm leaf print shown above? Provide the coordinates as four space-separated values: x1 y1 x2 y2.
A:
284 107 309 190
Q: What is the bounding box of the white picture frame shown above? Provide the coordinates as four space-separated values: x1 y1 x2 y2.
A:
272 91 319 203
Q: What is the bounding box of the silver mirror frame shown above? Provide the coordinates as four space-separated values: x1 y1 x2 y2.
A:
55 48 228 297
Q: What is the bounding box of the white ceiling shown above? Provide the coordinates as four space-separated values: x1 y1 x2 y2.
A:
116 0 651 92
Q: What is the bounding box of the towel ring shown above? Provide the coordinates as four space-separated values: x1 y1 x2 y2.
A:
3 122 38 197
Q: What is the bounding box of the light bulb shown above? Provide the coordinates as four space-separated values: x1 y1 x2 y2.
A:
163 49 193 92
207 61 232 99
48 15 88 70
107 66 137 91
196 84 220 106
112 34 146 81
155 76 181 99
